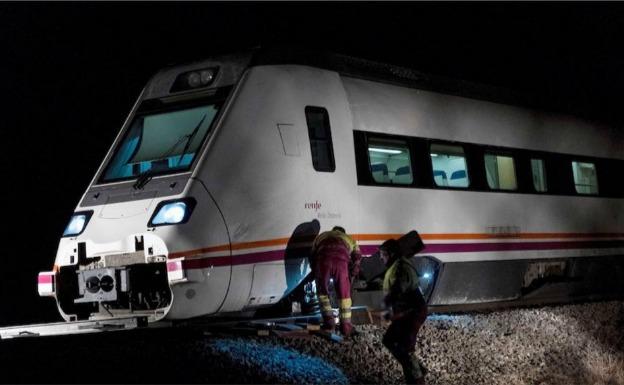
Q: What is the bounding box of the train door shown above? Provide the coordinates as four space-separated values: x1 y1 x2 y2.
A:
300 74 359 237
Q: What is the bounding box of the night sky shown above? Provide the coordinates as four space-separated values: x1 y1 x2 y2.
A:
1 3 623 326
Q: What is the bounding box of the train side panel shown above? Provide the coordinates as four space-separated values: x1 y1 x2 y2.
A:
343 77 623 158
343 76 624 304
194 65 359 313
163 182 232 319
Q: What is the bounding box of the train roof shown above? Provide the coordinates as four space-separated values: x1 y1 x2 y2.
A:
250 47 533 110
148 47 603 125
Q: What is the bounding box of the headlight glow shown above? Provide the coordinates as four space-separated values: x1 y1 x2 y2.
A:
200 69 214 84
413 256 440 301
152 202 187 225
62 211 93 237
148 198 196 227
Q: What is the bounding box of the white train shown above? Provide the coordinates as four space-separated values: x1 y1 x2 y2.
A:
37 49 624 323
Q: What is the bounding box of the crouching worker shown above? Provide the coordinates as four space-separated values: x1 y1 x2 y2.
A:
311 226 362 337
379 238 428 385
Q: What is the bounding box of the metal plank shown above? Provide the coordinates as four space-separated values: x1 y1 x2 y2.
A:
0 317 149 340
311 329 343 343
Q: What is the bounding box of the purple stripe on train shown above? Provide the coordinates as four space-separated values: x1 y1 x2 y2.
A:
181 240 624 270
359 240 624 255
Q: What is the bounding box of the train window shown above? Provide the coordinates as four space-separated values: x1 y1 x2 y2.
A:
367 137 413 184
484 153 517 190
101 104 220 183
305 106 335 172
572 161 599 194
430 143 469 188
531 158 548 192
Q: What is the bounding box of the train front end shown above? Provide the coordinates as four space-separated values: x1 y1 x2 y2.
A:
36 54 250 322
39 211 177 322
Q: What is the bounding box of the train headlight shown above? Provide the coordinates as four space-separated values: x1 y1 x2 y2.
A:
148 198 196 227
412 256 441 301
62 211 93 237
170 67 218 92
187 72 201 88
200 70 214 84
419 270 435 283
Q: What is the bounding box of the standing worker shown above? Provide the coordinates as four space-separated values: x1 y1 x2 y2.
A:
310 226 362 337
379 238 428 385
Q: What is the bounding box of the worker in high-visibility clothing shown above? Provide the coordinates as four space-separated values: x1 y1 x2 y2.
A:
379 238 428 385
310 226 362 337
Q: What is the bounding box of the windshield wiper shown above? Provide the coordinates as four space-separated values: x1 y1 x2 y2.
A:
176 114 207 166
131 113 207 190
133 170 153 190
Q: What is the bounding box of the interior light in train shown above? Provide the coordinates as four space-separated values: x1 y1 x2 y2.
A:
368 147 402 154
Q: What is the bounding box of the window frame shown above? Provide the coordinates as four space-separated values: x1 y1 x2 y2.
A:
529 157 549 193
429 141 471 189
365 135 415 186
353 130 622 198
96 89 230 185
483 150 519 191
571 159 600 195
305 106 336 173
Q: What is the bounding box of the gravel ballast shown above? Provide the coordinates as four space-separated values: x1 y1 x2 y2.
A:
272 301 624 384
1 301 622 384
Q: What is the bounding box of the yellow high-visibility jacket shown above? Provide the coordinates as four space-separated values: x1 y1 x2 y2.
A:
383 256 422 313
311 230 362 272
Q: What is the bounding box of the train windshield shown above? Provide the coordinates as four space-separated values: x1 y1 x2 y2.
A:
100 103 220 183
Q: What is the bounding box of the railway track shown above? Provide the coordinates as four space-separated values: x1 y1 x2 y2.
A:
170 285 624 338
4 288 620 342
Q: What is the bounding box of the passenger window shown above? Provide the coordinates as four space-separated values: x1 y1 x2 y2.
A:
367 138 413 185
572 161 599 194
430 143 469 188
531 158 548 192
305 107 335 172
484 153 517 190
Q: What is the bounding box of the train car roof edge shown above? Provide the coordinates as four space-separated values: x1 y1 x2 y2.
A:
145 47 614 126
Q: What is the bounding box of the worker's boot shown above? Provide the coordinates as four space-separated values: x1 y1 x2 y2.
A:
319 294 335 332
339 319 357 337
322 314 336 332
402 352 425 385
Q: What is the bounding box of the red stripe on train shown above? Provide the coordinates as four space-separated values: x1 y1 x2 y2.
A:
177 240 624 270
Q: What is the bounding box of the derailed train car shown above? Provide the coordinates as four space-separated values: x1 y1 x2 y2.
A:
37 49 624 323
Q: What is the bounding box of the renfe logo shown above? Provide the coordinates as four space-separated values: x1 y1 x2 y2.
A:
304 201 322 211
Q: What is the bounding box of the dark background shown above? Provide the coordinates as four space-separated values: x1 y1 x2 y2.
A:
1 2 623 326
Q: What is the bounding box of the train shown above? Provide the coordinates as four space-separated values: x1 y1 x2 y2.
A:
36 48 624 324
